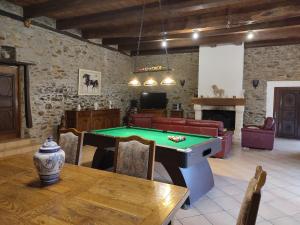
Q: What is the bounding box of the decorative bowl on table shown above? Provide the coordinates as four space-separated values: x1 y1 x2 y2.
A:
33 137 65 185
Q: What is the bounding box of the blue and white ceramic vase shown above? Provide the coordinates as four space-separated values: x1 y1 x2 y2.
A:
33 137 65 185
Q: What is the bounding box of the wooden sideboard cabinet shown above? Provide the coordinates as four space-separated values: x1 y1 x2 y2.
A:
65 109 120 131
139 109 167 117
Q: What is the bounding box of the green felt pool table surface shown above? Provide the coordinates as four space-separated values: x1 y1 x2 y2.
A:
91 126 215 150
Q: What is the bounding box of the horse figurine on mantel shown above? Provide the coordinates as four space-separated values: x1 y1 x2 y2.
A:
83 74 99 92
212 85 225 98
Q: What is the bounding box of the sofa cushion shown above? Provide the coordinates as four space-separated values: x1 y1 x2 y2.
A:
152 123 186 132
186 119 224 135
131 114 153 128
152 117 186 132
184 126 218 137
152 117 186 125
186 119 224 129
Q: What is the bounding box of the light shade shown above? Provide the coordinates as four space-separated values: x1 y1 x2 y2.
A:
128 78 141 86
143 78 158 86
161 77 176 86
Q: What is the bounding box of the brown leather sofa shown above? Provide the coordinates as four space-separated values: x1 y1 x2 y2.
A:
130 114 233 158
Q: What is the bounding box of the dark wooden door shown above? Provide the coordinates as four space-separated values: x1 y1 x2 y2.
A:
274 87 300 139
0 66 20 140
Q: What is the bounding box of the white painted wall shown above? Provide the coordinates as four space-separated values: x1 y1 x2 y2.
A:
198 44 244 97
266 81 300 117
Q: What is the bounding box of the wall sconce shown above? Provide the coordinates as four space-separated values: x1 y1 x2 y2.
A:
252 80 259 89
180 80 185 87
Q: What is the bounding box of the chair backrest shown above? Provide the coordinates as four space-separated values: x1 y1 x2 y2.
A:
263 117 275 130
114 135 155 180
59 128 83 165
237 166 267 225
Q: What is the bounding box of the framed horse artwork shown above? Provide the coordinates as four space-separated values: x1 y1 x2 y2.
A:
78 69 101 95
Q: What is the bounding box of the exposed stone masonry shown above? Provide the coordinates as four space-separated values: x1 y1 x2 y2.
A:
243 44 300 125
0 13 134 141
0 0 199 141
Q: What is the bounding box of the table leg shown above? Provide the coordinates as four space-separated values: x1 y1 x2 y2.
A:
163 159 214 207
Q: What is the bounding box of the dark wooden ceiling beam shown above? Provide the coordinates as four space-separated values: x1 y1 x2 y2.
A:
24 0 89 18
102 17 300 45
133 38 300 55
56 0 162 29
56 0 280 30
245 38 300 48
6 0 48 7
121 34 246 51
119 25 300 51
83 3 300 39
131 46 200 56
23 0 158 19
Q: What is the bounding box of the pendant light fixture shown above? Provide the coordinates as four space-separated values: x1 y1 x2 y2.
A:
158 0 176 86
128 1 152 86
143 1 159 87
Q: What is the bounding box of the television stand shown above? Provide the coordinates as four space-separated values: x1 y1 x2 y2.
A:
139 109 167 117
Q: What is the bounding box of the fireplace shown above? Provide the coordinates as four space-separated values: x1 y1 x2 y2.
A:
193 98 245 142
202 110 235 131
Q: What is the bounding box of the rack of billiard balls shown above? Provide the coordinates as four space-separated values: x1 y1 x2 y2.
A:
168 136 186 143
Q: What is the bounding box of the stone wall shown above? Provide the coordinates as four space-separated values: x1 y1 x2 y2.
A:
0 13 133 141
243 44 300 125
0 1 199 141
132 53 199 118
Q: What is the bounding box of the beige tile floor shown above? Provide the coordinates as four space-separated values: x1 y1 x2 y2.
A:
82 138 300 225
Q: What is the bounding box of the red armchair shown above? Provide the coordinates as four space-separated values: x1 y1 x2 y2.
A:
241 117 276 150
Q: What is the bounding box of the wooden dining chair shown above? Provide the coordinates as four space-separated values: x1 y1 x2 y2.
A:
59 128 84 165
236 166 267 225
114 135 156 180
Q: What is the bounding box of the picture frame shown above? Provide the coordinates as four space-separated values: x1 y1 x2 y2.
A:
78 69 101 95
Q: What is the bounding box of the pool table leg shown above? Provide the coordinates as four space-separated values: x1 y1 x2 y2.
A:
163 159 214 207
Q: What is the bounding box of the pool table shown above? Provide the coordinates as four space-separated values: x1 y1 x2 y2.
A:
84 126 221 206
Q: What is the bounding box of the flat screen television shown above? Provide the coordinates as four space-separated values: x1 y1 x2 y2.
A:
140 92 167 109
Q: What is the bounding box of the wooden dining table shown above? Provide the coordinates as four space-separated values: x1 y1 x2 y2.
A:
0 153 189 225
